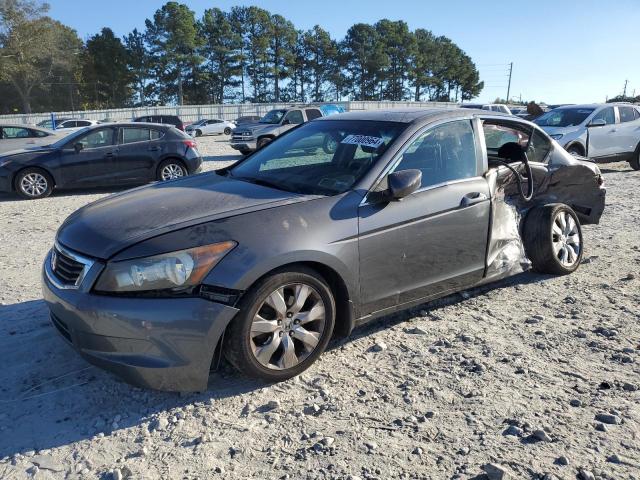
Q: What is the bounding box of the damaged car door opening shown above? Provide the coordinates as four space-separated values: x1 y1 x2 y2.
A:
42 108 606 391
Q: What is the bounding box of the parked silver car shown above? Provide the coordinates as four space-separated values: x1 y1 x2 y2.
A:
535 103 640 169
0 124 62 154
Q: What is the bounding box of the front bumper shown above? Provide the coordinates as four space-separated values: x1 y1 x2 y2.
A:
230 139 257 152
41 249 239 392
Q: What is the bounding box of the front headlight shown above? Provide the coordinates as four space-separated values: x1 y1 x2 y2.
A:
550 134 564 140
94 241 236 293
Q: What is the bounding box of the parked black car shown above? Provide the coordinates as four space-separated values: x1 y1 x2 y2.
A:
0 123 202 199
42 109 606 391
133 115 185 131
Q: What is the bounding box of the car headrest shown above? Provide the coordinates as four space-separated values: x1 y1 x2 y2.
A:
497 142 525 161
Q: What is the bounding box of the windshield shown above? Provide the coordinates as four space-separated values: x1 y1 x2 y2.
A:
228 120 406 195
191 120 206 126
260 109 286 124
535 108 595 127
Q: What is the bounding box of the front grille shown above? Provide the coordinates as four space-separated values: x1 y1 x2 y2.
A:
51 313 72 343
51 247 84 286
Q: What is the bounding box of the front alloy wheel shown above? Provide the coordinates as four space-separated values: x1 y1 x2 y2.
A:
224 268 335 381
250 284 326 370
15 168 53 199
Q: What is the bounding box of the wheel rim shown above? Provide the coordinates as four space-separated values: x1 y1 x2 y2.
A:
552 211 581 267
20 173 48 197
161 164 184 180
250 283 326 370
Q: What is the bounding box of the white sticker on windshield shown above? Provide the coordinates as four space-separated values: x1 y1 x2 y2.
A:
341 134 384 149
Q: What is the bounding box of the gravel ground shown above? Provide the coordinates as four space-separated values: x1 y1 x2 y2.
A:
0 135 638 480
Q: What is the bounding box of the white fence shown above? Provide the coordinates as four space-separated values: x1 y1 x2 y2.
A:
0 101 459 125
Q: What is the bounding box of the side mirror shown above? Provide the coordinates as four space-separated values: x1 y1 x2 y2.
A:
587 119 606 127
282 119 291 125
74 142 84 152
386 169 422 200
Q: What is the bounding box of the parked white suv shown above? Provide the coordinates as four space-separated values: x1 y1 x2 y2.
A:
460 104 512 115
535 103 640 169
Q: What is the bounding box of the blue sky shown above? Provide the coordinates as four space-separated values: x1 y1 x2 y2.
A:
48 0 640 104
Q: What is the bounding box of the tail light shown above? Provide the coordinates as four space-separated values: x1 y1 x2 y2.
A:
183 139 197 149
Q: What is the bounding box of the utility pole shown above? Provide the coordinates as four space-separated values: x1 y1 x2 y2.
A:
623 79 628 98
506 62 513 103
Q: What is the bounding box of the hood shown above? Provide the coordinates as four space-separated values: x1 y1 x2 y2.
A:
539 125 582 137
57 172 311 259
0 146 55 160
237 123 277 135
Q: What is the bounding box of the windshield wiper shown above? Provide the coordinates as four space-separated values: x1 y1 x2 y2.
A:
232 176 292 192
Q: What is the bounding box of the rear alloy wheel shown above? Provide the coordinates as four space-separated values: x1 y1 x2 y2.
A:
524 204 583 275
630 151 640 170
15 168 53 199
224 268 335 381
223 127 232 135
157 160 186 181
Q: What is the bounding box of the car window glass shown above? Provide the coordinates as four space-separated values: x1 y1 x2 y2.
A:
284 110 304 124
527 129 552 164
482 123 530 152
393 120 478 188
78 120 91 127
122 127 150 144
150 129 162 140
75 129 114 149
619 107 635 123
230 120 405 195
1 127 32 138
33 129 48 138
305 109 322 120
592 107 615 125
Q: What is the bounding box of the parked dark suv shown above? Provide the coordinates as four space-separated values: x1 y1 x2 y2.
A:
134 115 185 131
0 123 201 199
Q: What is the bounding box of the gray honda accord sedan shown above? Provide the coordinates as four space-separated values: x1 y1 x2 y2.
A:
42 109 606 391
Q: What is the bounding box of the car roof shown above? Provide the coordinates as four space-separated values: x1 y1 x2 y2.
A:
316 107 513 124
554 103 635 110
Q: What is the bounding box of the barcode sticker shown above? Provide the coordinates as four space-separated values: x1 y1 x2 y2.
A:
341 134 385 149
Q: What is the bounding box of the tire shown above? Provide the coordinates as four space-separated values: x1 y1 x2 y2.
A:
157 159 187 181
14 168 53 199
630 151 640 170
566 144 584 157
195 129 202 137
223 267 336 382
257 137 272 150
322 134 339 154
523 204 583 275
223 127 232 136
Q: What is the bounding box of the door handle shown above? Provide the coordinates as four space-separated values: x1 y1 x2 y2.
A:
104 152 114 158
461 192 488 207
148 146 161 152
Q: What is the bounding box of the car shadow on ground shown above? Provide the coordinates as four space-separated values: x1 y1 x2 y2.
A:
0 270 553 459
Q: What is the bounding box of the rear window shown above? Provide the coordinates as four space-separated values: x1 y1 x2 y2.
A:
306 109 322 120
122 127 152 144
